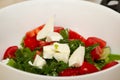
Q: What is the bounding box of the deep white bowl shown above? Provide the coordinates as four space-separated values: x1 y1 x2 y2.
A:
0 0 120 80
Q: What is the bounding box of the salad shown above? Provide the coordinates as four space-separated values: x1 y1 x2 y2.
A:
2 17 120 76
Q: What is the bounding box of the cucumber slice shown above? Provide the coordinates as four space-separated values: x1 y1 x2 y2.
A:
100 47 111 59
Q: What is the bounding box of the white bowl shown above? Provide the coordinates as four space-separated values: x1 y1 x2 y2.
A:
0 0 120 80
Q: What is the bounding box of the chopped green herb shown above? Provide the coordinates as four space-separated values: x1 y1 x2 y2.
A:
7 59 16 67
41 59 68 76
85 44 99 64
59 39 84 54
94 59 106 70
107 54 120 62
7 48 38 73
60 29 69 39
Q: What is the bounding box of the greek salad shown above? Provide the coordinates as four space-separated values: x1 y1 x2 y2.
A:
2 17 120 76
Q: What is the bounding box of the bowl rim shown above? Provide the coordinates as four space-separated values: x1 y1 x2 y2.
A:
0 62 120 79
0 0 120 15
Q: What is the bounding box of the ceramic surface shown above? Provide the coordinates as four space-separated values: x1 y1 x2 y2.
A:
0 0 120 80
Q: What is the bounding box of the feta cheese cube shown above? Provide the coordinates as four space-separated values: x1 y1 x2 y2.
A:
53 43 70 63
43 45 54 59
43 42 70 63
29 55 46 69
69 45 85 67
37 16 54 40
46 32 63 42
54 52 70 63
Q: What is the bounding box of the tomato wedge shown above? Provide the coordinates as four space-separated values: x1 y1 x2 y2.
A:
59 62 99 76
85 37 106 60
24 36 39 50
91 46 103 60
58 67 80 76
38 40 54 48
24 25 64 51
85 37 106 48
80 62 99 75
102 61 118 70
26 25 44 37
69 29 86 43
3 46 18 59
54 26 64 33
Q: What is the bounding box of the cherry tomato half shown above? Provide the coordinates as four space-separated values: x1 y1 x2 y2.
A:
54 26 64 33
3 46 18 59
85 37 106 48
80 62 99 75
23 36 39 50
26 25 44 38
69 29 86 43
91 46 103 60
85 37 106 60
102 61 118 70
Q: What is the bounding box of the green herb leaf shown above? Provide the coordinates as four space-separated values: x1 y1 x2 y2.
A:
59 39 84 54
8 48 38 72
95 54 120 70
7 59 16 67
85 44 99 53
107 54 120 62
60 29 69 39
85 44 99 64
94 59 106 70
69 40 83 54
42 59 68 76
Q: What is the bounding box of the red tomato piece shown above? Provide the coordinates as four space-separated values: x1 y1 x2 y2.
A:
26 25 63 39
102 61 118 70
69 29 86 43
3 46 18 59
26 25 64 38
24 25 63 51
26 25 44 37
54 26 64 33
58 68 80 76
85 37 106 48
79 62 99 75
26 30 36 38
91 46 103 60
38 41 54 51
24 36 39 50
85 37 106 60
38 40 53 47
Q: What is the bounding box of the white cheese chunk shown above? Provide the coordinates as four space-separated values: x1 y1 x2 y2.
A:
53 43 70 63
29 55 46 69
69 45 85 67
43 45 54 59
53 52 69 63
53 43 70 53
37 16 54 40
46 32 63 42
43 42 70 63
